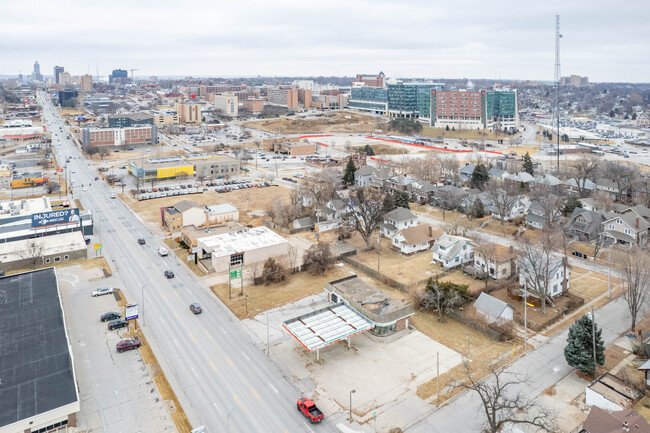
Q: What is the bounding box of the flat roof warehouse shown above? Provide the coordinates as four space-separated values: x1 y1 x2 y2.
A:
0 268 80 433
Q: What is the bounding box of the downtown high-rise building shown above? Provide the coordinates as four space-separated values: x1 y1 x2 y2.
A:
54 65 64 84
32 61 43 81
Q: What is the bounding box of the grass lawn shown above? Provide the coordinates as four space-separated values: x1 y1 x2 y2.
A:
500 145 543 157
570 266 621 303
420 127 510 141
479 219 521 237
210 266 353 319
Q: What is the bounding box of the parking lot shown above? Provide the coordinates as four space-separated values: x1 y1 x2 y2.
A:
57 266 176 433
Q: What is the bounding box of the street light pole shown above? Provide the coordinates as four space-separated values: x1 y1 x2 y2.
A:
377 236 381 273
466 331 471 359
227 407 236 433
592 307 597 380
349 389 356 422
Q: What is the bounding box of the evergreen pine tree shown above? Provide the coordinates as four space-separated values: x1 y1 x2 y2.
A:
471 164 490 190
342 157 357 186
470 198 485 219
394 191 410 209
564 315 605 375
522 152 534 176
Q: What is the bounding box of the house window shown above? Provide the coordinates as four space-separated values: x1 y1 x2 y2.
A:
609 224 614 230
64 255 69 260
45 258 50 264
331 293 338 303
230 253 243 266
455 256 459 262
625 228 631 235
54 257 61 262
617 219 622 224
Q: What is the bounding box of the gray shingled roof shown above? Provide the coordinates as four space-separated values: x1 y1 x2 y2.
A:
474 293 513 322
384 207 417 222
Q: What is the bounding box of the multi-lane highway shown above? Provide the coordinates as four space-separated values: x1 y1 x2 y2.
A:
39 93 335 433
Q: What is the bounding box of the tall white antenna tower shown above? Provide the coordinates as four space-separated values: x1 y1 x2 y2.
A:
554 14 562 170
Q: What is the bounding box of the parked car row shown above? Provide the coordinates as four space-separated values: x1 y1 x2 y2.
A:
282 177 298 183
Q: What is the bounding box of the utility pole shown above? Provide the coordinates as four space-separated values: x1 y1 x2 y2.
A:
554 14 563 172
592 307 597 380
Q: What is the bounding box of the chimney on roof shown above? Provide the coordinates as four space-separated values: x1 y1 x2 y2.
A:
637 217 640 229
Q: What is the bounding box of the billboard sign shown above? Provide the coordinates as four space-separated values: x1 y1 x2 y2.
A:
31 208 80 229
125 304 139 320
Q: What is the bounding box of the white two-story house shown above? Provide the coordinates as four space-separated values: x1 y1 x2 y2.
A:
380 207 418 239
431 234 474 269
519 253 568 299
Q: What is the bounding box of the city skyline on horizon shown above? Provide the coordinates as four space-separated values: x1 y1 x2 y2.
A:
1 0 648 83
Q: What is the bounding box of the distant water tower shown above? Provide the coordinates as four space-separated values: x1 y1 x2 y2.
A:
466 79 475 90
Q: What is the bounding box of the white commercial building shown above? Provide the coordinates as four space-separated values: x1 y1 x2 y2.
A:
197 226 289 273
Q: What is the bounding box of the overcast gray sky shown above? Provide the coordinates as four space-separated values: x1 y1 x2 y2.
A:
1 0 648 82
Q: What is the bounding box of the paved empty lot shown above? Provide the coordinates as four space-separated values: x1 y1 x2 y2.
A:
58 266 176 433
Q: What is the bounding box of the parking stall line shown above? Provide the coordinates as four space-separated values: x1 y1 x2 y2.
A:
226 356 234 367
250 387 260 400
233 395 243 409
209 361 217 372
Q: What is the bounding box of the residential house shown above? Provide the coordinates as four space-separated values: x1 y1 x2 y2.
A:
620 204 650 221
392 224 442 255
473 293 515 324
491 194 529 221
530 174 563 195
596 178 622 201
162 199 204 231
602 212 649 247
325 197 349 220
565 207 606 241
407 179 438 204
504 171 534 190
525 199 561 229
578 407 650 433
460 190 494 214
431 234 474 269
354 165 377 187
205 203 239 226
433 185 469 209
487 168 509 183
384 175 414 196
579 197 597 211
459 163 476 182
380 207 417 239
369 167 394 190
586 372 642 412
474 244 519 280
518 252 568 299
565 178 597 196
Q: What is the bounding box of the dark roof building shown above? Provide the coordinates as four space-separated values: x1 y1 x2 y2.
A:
0 268 79 433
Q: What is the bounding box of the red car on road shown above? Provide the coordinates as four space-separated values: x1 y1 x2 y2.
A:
297 398 324 423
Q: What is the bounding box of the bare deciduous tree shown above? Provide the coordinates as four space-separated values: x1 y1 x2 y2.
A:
568 156 600 197
304 243 334 275
457 361 558 433
287 245 299 274
16 239 46 266
603 161 639 203
614 246 650 331
45 181 60 194
518 233 563 314
486 185 519 233
474 240 497 291
344 187 391 249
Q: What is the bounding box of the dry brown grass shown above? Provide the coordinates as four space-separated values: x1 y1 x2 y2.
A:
500 145 542 157
420 127 507 141
210 266 353 319
570 267 621 303
242 112 380 134
127 185 293 227
414 310 514 401
480 219 520 237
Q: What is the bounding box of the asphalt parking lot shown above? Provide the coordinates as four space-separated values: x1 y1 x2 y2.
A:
57 266 176 433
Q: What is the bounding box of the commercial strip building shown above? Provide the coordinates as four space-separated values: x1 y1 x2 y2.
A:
81 125 158 148
128 154 239 181
196 226 289 273
0 196 93 244
0 268 80 433
0 231 88 272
